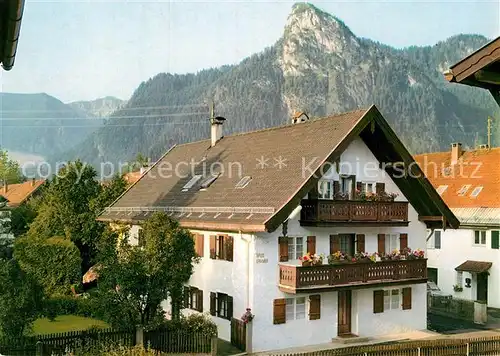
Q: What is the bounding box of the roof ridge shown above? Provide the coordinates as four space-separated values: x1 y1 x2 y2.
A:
416 146 500 157
173 107 370 149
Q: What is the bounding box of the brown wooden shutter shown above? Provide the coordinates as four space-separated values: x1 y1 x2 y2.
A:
309 183 319 199
209 235 217 259
198 234 205 257
309 294 321 320
377 234 386 255
225 235 234 262
198 289 204 312
373 290 384 313
356 234 365 253
399 233 408 251
278 236 289 262
333 181 340 195
183 286 190 309
273 299 286 324
402 287 412 310
227 295 234 320
356 181 363 192
307 236 316 255
210 292 216 316
376 182 385 194
330 234 340 254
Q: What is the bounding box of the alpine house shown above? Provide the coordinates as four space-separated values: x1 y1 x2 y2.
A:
99 105 458 352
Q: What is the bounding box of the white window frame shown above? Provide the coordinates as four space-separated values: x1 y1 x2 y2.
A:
235 176 252 189
288 236 304 260
383 288 402 312
474 230 486 246
182 175 202 191
457 184 472 196
285 297 306 321
385 233 399 253
318 180 333 199
456 271 463 288
470 186 483 198
360 181 375 194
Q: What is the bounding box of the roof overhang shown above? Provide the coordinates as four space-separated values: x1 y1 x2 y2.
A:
455 260 492 274
444 36 500 106
0 0 25 71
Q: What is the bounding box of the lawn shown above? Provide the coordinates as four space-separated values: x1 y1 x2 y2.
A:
32 315 109 335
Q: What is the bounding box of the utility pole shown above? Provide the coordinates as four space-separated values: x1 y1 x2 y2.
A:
487 116 494 148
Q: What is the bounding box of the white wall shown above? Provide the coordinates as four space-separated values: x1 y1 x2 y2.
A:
427 228 500 308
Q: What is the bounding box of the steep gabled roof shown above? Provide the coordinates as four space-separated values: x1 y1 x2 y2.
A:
99 105 458 232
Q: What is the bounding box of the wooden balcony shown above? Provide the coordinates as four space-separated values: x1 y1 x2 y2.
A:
279 259 427 293
300 199 409 226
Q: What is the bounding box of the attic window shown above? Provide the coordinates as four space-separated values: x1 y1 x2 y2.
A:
235 176 252 189
470 186 483 198
457 184 471 196
182 175 202 191
200 173 220 190
436 185 448 195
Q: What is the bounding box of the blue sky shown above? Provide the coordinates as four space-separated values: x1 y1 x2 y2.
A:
1 0 498 103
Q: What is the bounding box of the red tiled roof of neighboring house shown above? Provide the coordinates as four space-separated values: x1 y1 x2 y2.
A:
0 179 45 207
414 147 500 208
99 105 458 232
123 171 143 185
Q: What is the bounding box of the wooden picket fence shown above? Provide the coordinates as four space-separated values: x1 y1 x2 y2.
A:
0 327 216 355
271 335 500 356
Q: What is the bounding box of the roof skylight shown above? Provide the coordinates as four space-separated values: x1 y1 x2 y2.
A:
457 184 471 196
182 175 202 191
470 186 483 198
200 173 220 190
436 185 448 195
235 176 252 189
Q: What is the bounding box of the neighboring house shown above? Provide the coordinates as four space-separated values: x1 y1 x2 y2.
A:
99 105 458 352
415 145 500 307
0 0 25 71
0 179 45 240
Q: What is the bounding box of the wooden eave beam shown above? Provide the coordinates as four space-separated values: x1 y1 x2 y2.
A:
474 69 500 86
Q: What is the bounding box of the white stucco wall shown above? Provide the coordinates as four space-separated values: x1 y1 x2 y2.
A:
427 228 500 307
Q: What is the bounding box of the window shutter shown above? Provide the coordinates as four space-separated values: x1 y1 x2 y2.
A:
356 234 365 253
196 234 204 257
333 181 340 195
309 183 319 199
183 286 190 309
402 287 412 310
273 299 286 324
377 234 386 255
307 236 316 255
210 292 216 316
225 235 234 261
198 289 204 312
373 290 384 313
309 294 321 320
376 182 385 194
209 235 217 259
330 234 340 254
227 295 234 320
399 233 408 251
356 181 363 192
278 236 289 262
492 231 500 249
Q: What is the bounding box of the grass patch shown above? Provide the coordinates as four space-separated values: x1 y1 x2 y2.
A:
32 315 109 335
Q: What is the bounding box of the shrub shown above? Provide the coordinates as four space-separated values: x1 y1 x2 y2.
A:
161 312 217 337
76 345 163 356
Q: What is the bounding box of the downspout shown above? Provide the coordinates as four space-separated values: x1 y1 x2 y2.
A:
2 0 25 71
240 230 251 309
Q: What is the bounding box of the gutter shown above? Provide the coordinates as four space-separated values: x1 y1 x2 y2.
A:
2 0 25 71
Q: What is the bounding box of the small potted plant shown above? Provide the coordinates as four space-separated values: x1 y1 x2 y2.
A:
299 253 312 266
328 251 349 264
453 285 463 292
353 252 373 263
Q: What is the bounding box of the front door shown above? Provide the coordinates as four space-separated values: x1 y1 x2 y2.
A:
477 273 488 302
337 290 352 336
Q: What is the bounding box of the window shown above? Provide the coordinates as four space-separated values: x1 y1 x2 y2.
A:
183 286 203 312
360 182 375 194
339 234 354 256
200 173 220 190
434 231 441 249
474 230 486 245
235 176 252 189
382 289 402 311
375 288 411 313
340 176 354 196
457 184 471 196
209 235 233 261
456 271 463 288
285 297 306 321
385 234 399 253
470 186 483 198
182 175 202 191
288 237 304 260
210 292 233 320
318 180 333 199
436 185 448 195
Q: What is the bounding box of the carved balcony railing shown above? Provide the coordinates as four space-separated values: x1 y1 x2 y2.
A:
300 199 409 225
279 259 427 293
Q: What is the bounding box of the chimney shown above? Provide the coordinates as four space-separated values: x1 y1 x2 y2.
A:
451 142 462 165
210 116 226 147
3 181 7 193
31 177 35 187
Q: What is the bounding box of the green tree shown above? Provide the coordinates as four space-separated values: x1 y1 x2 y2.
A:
0 150 23 184
0 259 44 339
96 212 197 328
